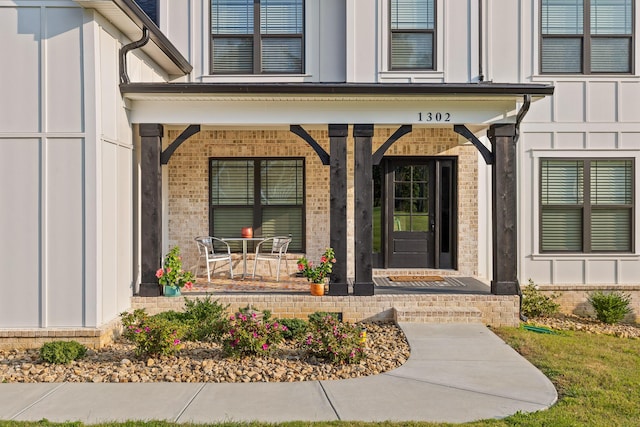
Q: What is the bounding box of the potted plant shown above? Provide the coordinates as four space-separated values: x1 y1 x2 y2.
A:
156 246 195 296
297 248 336 296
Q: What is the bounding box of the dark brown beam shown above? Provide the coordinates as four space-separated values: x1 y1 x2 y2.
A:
328 124 349 295
139 123 163 296
353 124 375 296
488 123 519 295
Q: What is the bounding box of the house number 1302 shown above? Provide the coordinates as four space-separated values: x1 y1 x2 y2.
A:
419 112 451 122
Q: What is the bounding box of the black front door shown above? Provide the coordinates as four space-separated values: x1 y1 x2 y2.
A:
373 157 456 269
388 160 435 268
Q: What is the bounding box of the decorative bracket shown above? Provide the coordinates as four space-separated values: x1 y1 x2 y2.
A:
372 125 412 165
160 125 201 165
290 125 330 165
453 124 494 165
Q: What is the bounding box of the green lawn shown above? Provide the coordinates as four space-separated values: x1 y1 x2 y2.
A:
2 326 639 427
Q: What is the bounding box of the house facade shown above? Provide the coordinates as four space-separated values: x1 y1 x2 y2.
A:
1 0 638 339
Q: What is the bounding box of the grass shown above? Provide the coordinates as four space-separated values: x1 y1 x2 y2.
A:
1 326 638 427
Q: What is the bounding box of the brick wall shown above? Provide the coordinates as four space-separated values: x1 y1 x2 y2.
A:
537 285 640 323
166 127 478 278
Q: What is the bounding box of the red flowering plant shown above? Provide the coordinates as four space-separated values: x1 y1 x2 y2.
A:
156 246 195 291
297 247 336 284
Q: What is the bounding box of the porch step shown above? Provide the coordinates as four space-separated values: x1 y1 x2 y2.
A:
393 306 482 323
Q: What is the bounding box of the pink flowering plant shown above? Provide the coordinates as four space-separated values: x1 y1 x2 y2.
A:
156 246 195 291
120 309 186 357
222 312 288 358
302 313 366 364
297 247 336 284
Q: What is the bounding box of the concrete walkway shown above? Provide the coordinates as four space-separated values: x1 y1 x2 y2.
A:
0 324 557 424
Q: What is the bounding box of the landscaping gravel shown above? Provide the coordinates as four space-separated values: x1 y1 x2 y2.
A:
0 321 410 383
526 314 640 339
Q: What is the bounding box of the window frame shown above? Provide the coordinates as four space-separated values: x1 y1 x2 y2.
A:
208 157 306 252
388 0 437 71
539 157 635 254
210 0 305 75
539 0 635 75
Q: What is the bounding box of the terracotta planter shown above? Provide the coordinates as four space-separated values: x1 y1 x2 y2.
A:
241 227 253 238
310 283 325 296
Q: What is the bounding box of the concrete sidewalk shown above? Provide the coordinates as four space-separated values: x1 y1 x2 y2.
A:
0 324 557 424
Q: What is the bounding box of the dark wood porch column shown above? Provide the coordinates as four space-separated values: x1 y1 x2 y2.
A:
328 124 349 295
353 124 374 296
488 123 519 295
139 124 163 296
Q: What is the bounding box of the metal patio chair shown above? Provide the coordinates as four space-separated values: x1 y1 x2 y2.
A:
194 236 234 281
251 236 292 281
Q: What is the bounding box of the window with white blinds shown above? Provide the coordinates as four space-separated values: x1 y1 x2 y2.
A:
390 0 435 70
211 0 304 74
540 159 634 252
210 159 305 252
541 0 633 74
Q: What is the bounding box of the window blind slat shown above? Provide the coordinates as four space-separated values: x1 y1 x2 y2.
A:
542 0 584 34
541 209 583 251
391 0 435 30
591 0 632 34
212 38 253 73
541 38 583 73
591 38 631 72
262 207 302 251
591 209 631 251
541 160 584 204
261 38 302 73
591 160 633 204
261 0 303 34
391 33 433 69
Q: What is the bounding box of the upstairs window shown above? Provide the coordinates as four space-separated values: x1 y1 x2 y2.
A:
211 0 304 74
390 0 435 70
541 0 633 74
540 159 634 253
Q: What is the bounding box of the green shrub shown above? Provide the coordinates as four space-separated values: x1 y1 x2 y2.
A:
587 291 632 325
521 280 560 318
221 311 287 358
302 313 365 364
182 296 230 342
120 309 187 357
277 318 308 341
40 341 87 364
308 311 340 324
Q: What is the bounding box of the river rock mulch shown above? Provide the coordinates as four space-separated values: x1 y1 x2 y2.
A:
525 314 640 339
0 322 410 383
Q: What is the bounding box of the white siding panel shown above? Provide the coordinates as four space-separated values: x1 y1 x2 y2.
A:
524 259 553 285
588 132 617 149
0 7 41 133
523 132 553 150
587 260 617 284
555 82 585 123
555 260 585 284
619 260 640 284
99 27 118 141
101 142 118 322
619 82 640 123
45 138 84 327
45 7 83 133
487 0 519 82
525 97 553 123
588 82 617 123
618 132 640 149
554 132 585 149
117 145 133 311
0 139 41 327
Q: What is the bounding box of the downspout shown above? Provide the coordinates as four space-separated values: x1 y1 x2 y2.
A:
119 27 150 84
514 94 531 321
478 0 484 82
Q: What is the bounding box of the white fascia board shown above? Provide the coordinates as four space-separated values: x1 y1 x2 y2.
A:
127 96 521 127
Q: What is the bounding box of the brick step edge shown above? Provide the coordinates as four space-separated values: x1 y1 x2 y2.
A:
393 306 482 323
